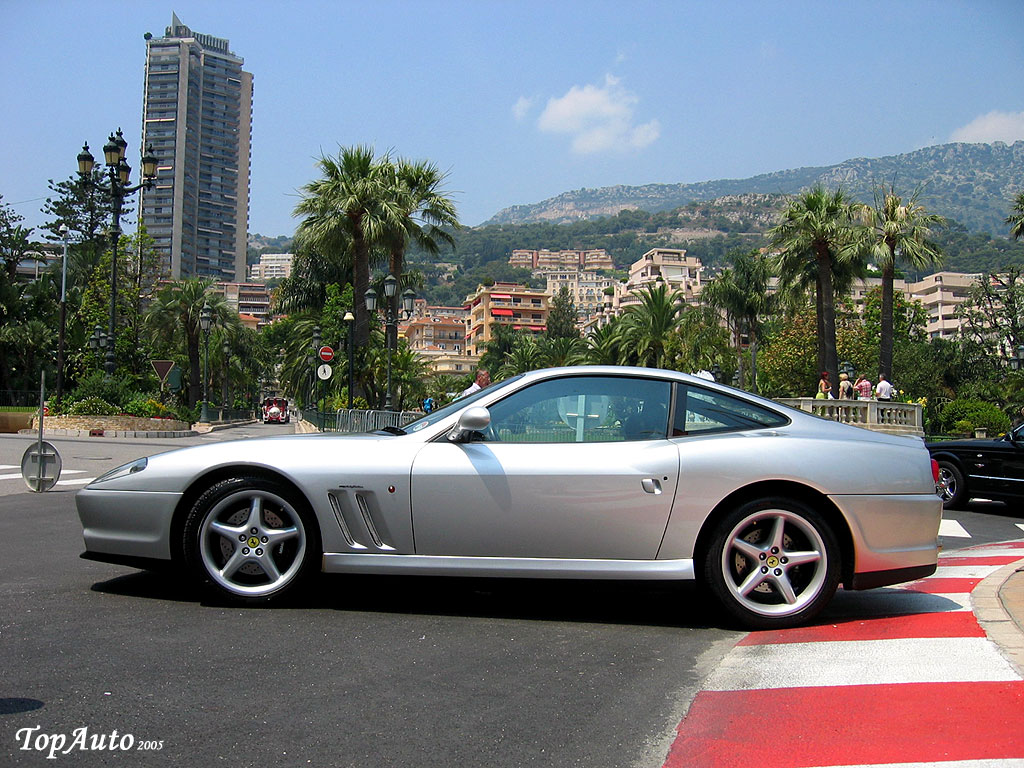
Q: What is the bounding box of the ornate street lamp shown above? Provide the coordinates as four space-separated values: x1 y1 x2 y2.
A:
711 363 722 383
1011 345 1024 371
199 302 212 423
365 277 415 411
222 339 231 415
76 130 158 377
88 325 107 367
311 325 321 416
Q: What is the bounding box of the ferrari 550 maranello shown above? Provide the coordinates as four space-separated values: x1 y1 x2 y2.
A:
77 366 942 628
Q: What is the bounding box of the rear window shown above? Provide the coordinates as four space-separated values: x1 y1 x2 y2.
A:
673 385 789 436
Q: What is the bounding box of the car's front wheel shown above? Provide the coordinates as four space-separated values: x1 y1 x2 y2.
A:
183 476 320 602
703 497 840 629
936 461 966 509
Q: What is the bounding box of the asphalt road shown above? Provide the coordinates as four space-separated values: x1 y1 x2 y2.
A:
0 426 1021 767
0 426 736 767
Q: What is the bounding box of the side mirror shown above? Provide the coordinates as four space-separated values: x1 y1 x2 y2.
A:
448 406 491 443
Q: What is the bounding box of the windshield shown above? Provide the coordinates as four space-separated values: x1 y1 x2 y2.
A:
402 374 525 434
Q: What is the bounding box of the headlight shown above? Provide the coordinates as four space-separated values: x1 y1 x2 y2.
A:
91 457 148 484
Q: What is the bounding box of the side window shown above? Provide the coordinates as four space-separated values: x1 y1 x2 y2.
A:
673 385 789 436
485 376 671 443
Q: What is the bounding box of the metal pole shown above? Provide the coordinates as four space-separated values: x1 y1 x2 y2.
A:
56 229 69 402
347 322 354 410
106 179 121 378
37 371 45 490
201 328 210 423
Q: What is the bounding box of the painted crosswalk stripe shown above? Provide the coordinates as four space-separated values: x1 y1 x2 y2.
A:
0 469 87 481
0 464 17 471
939 518 971 537
664 542 1024 768
55 478 95 486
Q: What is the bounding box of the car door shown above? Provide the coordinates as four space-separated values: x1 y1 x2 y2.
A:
409 374 679 559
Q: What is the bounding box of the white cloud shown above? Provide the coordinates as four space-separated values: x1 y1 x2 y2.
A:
537 75 660 154
950 111 1024 144
512 96 534 122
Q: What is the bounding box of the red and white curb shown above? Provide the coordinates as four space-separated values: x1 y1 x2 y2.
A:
663 541 1024 768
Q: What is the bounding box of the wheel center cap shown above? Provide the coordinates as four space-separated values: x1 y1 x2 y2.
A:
247 536 261 549
766 556 780 568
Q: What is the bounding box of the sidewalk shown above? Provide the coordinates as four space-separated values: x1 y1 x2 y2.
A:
663 539 1024 768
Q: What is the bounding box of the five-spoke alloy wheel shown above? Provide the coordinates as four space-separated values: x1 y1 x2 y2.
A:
936 461 966 509
704 497 839 629
184 477 319 602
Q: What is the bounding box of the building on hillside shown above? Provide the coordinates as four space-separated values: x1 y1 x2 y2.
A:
210 282 272 323
403 304 478 376
510 248 614 272
464 283 550 357
140 13 253 282
545 270 618 321
249 253 294 281
908 271 982 340
237 313 260 331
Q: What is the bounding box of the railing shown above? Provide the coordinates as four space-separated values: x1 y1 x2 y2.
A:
0 390 40 410
777 398 924 437
301 408 424 433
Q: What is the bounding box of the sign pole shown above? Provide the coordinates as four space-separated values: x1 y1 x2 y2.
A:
37 371 45 490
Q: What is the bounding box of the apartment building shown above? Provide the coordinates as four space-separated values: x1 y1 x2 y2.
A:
510 248 614 272
545 271 617 319
465 283 550 357
211 282 272 323
908 271 981 340
249 253 294 281
140 13 253 281
402 305 478 376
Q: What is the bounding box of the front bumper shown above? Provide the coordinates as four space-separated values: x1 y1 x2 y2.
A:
76 488 182 561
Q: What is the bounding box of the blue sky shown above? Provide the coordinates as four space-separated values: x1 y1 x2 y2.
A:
3 1 1022 237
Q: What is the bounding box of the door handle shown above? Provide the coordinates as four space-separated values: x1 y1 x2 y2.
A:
641 478 662 495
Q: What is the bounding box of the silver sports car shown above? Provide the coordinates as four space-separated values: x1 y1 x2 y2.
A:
77 366 941 629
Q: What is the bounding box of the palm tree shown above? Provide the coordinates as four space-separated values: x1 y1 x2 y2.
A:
293 146 400 347
497 335 545 378
145 279 237 407
853 187 944 380
383 159 458 349
583 318 626 365
770 186 858 392
701 250 774 391
1008 191 1024 241
620 283 685 368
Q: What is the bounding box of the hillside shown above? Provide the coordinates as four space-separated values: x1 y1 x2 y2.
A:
485 141 1024 234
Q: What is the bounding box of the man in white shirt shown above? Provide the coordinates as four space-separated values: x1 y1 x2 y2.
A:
460 368 490 398
875 374 894 401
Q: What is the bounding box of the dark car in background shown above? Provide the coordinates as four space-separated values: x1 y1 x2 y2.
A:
927 423 1024 508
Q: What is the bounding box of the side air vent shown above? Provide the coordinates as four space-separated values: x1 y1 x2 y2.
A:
327 492 366 550
327 490 395 552
355 493 395 551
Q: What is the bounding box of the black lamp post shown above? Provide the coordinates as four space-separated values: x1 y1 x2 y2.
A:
55 224 70 402
343 310 355 409
222 339 231 415
1010 345 1024 371
311 325 321 416
199 303 212 423
88 325 107 367
364 277 415 411
711 363 722 383
76 130 158 378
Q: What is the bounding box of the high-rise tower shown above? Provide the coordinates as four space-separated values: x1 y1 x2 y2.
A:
140 14 252 281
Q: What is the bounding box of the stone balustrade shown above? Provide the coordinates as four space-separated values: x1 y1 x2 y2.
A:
776 398 924 438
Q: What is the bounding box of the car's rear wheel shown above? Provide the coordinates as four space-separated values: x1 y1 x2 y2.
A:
936 461 966 509
703 497 840 630
184 476 319 602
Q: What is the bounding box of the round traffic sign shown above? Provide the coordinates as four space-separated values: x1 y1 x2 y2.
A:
318 346 334 362
21 440 62 493
317 363 333 381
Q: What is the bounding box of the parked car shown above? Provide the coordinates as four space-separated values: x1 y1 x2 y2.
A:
77 366 941 629
262 397 289 424
927 423 1024 508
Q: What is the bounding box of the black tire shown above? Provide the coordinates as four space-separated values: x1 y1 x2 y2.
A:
183 476 320 603
936 461 967 510
703 496 840 630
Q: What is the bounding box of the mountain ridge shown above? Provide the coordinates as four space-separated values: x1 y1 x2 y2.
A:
485 141 1024 234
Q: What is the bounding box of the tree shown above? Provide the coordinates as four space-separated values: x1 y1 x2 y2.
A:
383 159 458 349
145 279 239 407
955 268 1024 363
546 286 580 339
770 186 859 392
619 283 685 368
853 187 944 380
293 146 399 348
1009 191 1024 241
40 170 116 287
701 250 774 391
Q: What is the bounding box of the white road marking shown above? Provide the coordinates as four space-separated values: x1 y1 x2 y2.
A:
824 760 1024 768
703 637 1021 691
0 464 17 470
56 478 95 486
939 519 971 537
931 564 1006 579
0 469 86 481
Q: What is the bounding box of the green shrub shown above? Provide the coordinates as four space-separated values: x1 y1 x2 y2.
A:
940 399 1010 436
123 396 172 418
68 372 135 410
66 397 120 416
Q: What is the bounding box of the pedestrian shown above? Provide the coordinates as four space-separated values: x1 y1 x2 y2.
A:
422 396 435 413
815 371 832 399
838 372 854 399
460 368 490 398
875 373 894 401
854 374 873 400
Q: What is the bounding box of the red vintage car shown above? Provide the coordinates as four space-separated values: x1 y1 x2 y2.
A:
262 397 289 424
